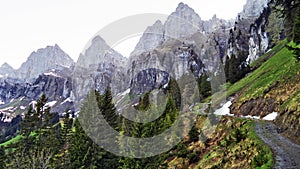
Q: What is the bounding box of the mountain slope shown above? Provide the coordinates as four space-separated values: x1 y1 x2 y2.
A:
227 40 300 144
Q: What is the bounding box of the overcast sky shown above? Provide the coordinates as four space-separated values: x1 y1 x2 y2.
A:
0 0 247 69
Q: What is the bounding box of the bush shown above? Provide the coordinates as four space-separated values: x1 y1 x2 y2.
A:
187 152 199 163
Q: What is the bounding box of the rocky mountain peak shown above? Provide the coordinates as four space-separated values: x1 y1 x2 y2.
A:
74 35 128 101
16 44 74 80
0 63 15 78
202 14 233 33
239 0 270 18
175 2 198 16
152 20 163 28
79 35 127 68
91 35 106 46
130 20 164 57
1 63 13 70
164 2 202 40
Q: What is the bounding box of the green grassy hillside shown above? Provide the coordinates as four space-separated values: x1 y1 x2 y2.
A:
227 40 300 143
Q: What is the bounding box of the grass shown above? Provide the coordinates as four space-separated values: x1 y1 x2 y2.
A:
226 41 299 105
224 39 300 143
195 118 274 169
0 134 23 147
280 90 300 111
250 40 287 69
0 131 38 148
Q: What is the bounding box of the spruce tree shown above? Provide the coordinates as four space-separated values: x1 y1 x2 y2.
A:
0 146 5 169
274 0 300 43
21 104 35 139
101 87 119 130
59 112 73 168
199 74 211 100
70 119 91 168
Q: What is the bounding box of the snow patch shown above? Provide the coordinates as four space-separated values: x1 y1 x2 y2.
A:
132 103 139 107
115 88 131 105
119 89 130 96
0 100 5 105
0 111 15 123
262 112 278 121
61 98 72 105
163 83 168 89
20 106 26 110
10 98 14 103
30 100 37 109
30 100 37 105
74 111 80 117
3 116 13 123
0 107 14 112
44 72 61 77
213 101 234 116
242 115 260 119
45 101 57 107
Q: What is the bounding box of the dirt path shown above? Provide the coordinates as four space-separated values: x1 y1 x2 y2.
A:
255 122 300 169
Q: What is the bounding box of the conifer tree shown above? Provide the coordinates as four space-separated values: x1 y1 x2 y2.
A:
274 0 300 43
101 87 119 130
21 105 35 139
70 119 91 168
199 74 211 100
0 146 5 169
58 112 73 168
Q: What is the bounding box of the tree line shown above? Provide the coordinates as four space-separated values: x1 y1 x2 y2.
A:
0 76 204 168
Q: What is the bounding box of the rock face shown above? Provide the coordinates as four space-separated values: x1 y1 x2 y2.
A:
0 0 294 145
128 37 209 81
201 15 233 34
0 36 129 114
26 71 72 101
164 2 202 40
227 0 278 63
73 36 128 101
131 20 164 56
16 44 74 80
130 68 169 95
0 44 75 115
0 79 24 103
128 2 230 93
247 7 270 62
0 63 16 78
239 0 269 18
0 70 72 106
127 0 282 96
0 0 285 119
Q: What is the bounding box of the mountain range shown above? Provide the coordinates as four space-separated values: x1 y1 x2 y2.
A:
0 0 300 168
0 0 273 120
